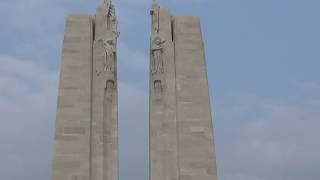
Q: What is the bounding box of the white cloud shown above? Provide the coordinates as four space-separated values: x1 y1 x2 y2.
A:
0 55 58 180
0 54 150 180
215 86 320 180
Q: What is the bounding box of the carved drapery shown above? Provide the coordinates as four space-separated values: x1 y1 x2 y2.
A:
105 80 114 99
95 39 116 76
91 1 118 180
154 80 163 98
151 34 165 75
103 40 116 73
150 4 166 98
150 4 160 33
95 0 119 77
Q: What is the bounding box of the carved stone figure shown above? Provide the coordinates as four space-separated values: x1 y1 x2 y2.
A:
109 4 116 22
104 0 111 16
105 80 114 98
154 80 162 98
104 0 111 7
151 34 166 74
109 5 117 31
103 39 116 73
103 0 119 37
95 38 116 76
150 5 160 33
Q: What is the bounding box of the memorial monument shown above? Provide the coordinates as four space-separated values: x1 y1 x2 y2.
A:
149 3 218 180
51 1 217 180
52 1 119 180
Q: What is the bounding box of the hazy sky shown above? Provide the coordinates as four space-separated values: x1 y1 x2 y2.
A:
0 0 320 180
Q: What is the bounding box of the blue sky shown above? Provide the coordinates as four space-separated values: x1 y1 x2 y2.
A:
0 0 320 180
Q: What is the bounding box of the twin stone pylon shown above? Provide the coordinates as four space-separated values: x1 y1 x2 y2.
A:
51 1 217 180
52 1 118 180
149 4 218 180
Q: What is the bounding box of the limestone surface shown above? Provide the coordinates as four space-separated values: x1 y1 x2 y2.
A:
51 1 119 180
149 4 218 180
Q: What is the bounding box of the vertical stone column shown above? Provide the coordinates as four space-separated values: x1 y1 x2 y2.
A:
150 4 179 180
173 16 218 180
150 4 218 180
52 14 93 180
52 1 119 180
91 1 119 180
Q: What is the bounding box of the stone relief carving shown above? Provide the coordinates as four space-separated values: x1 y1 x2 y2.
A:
95 39 116 76
98 0 118 76
154 80 163 98
104 0 120 38
103 39 116 72
106 80 114 92
150 4 160 33
151 34 166 74
105 80 114 98
109 5 117 31
104 0 111 11
150 4 167 99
